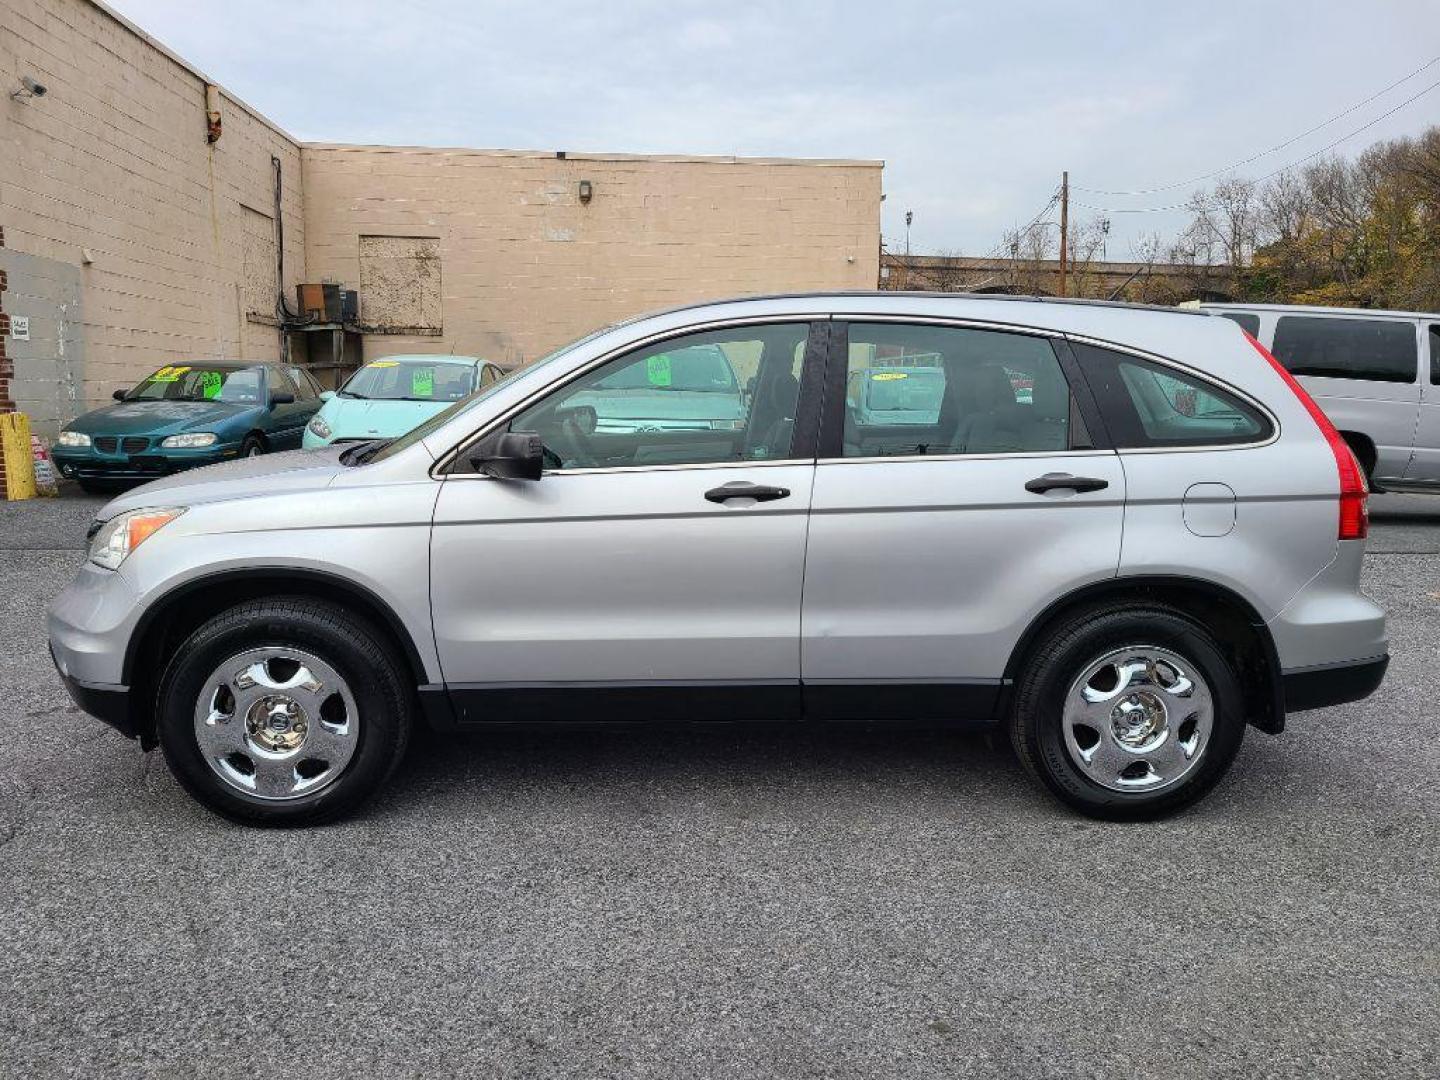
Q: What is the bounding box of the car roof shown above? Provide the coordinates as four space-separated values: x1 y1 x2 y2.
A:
369 354 485 366
150 360 276 370
637 290 1212 325
1201 301 1438 320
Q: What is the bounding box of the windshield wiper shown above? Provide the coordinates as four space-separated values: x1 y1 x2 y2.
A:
339 438 393 466
338 390 369 399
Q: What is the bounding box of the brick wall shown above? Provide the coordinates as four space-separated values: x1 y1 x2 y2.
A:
303 146 883 366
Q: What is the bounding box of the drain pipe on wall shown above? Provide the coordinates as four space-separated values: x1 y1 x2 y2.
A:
271 155 312 362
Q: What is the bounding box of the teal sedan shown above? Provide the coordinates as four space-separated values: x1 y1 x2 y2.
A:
302 355 507 448
52 361 325 492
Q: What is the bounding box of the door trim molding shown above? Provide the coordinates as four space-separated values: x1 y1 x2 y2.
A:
427 679 1007 728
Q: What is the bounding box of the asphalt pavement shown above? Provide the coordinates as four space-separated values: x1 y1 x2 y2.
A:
1 488 1436 1079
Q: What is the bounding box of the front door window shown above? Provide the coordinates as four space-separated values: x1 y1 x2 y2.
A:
507 324 809 470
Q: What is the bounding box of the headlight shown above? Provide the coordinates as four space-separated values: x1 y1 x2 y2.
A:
307 414 332 439
88 507 185 570
160 432 218 448
57 430 91 447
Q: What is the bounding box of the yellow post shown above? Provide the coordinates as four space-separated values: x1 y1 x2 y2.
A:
2 413 37 501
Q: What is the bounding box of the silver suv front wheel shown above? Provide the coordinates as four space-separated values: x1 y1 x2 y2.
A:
194 647 360 801
157 598 412 826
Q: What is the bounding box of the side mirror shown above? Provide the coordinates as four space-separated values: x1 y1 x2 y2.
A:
270 391 296 407
468 431 544 481
112 388 127 401
319 390 335 401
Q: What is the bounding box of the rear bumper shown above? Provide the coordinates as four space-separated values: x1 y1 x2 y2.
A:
1283 654 1389 712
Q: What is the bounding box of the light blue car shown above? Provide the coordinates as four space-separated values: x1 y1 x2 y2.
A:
303 355 508 448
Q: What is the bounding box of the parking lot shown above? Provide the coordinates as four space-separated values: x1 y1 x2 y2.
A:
1 489 1436 1079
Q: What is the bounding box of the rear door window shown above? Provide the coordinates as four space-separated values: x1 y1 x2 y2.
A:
1431 326 1440 385
1272 316 1417 383
1074 343 1271 448
834 323 1074 457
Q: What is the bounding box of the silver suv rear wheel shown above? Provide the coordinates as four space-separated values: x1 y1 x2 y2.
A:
1010 604 1245 820
1061 645 1214 793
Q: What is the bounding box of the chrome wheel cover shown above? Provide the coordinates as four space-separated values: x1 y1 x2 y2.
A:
193 647 359 801
1061 644 1213 793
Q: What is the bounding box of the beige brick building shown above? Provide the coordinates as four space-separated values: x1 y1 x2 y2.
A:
0 0 882 437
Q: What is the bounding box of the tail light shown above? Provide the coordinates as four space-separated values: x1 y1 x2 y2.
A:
1245 332 1368 540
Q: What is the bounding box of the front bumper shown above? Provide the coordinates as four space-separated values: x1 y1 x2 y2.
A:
1283 654 1389 712
50 646 140 742
52 443 239 481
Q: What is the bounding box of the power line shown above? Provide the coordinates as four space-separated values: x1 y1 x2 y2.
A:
1075 52 1440 197
1074 73 1440 215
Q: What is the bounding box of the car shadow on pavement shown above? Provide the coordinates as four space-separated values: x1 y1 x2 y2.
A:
374 720 1038 819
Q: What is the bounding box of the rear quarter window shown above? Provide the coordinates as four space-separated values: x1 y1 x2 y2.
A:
1216 311 1260 337
1073 343 1272 449
1271 316 1416 383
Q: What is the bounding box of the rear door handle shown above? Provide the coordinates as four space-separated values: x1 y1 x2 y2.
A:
1025 473 1109 494
705 481 791 504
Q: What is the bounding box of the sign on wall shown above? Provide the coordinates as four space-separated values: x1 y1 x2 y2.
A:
9 316 29 341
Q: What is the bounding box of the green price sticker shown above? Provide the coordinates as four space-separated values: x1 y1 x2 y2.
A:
411 368 434 397
200 371 223 399
646 354 672 387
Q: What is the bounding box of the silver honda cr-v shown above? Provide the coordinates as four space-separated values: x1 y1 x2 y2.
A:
48 294 1389 825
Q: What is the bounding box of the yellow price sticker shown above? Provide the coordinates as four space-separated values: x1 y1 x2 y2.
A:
871 371 908 381
369 360 400 368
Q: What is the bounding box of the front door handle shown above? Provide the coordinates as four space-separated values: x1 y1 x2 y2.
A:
1025 473 1109 494
705 480 791 504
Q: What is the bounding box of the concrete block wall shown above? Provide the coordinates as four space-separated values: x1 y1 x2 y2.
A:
303 146 883 367
1 0 884 432
0 0 306 429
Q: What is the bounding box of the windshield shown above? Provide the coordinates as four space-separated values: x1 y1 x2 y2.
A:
340 360 478 402
124 365 264 403
361 331 608 465
591 345 738 393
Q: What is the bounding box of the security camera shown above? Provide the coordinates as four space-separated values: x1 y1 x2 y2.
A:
11 76 47 101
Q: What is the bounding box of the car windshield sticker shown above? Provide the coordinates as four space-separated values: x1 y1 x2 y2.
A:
199 371 223 399
411 368 434 397
872 371 908 381
646 354 672 387
150 365 192 383
369 360 399 368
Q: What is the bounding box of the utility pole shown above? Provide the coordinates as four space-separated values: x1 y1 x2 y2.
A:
1058 171 1069 298
902 209 913 290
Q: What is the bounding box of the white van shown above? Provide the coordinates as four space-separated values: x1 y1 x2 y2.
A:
1200 304 1439 491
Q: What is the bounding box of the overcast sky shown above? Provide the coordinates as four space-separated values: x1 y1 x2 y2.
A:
111 0 1440 260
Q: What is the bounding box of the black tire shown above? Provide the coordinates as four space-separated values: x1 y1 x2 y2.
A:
1010 604 1245 821
241 434 265 458
156 597 413 826
76 479 115 496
